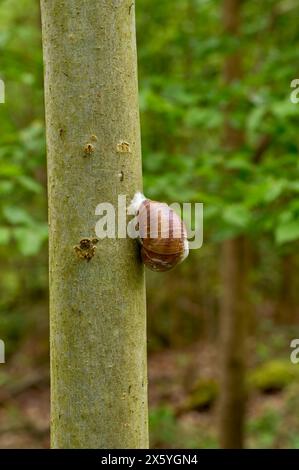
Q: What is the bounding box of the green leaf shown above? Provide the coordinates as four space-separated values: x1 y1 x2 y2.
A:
272 100 298 119
184 108 221 129
223 204 251 228
275 220 299 244
225 156 253 172
3 206 33 225
17 175 42 194
0 163 22 177
0 227 10 245
247 106 267 134
287 181 299 193
263 179 286 203
13 224 48 256
246 179 286 207
0 181 14 195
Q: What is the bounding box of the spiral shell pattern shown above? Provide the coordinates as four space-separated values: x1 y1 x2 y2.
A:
133 196 189 272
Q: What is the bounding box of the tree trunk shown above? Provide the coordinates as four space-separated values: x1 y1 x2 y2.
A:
218 0 248 449
276 253 297 324
219 237 248 448
40 0 148 449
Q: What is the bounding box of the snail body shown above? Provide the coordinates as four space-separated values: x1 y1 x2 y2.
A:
129 193 189 272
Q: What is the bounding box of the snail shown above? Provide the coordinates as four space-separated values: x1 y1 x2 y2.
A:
129 192 189 272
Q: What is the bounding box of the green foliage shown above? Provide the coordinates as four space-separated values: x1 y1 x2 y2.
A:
248 360 298 393
0 0 47 259
0 310 28 355
149 406 177 447
0 0 47 355
137 0 299 247
181 378 218 412
247 410 281 449
149 405 218 449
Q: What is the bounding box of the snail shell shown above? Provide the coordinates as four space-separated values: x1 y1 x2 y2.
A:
129 193 189 272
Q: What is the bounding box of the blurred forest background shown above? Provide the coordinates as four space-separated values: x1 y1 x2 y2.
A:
1 0 299 448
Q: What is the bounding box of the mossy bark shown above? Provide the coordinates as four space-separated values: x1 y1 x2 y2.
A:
40 0 148 449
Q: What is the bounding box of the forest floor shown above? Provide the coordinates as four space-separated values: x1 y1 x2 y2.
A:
0 338 299 449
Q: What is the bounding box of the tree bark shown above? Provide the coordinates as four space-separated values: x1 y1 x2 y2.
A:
40 0 148 449
276 253 297 324
218 0 248 449
219 237 248 448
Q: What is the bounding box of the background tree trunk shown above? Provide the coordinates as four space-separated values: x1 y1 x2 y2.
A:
218 0 248 449
40 0 148 449
276 253 297 324
219 237 249 448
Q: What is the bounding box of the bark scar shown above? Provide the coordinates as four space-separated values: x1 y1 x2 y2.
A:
74 238 99 261
117 141 131 153
84 143 95 156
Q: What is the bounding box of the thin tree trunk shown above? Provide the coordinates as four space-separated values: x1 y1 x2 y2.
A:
219 237 248 448
218 0 248 449
40 0 148 449
276 253 297 324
